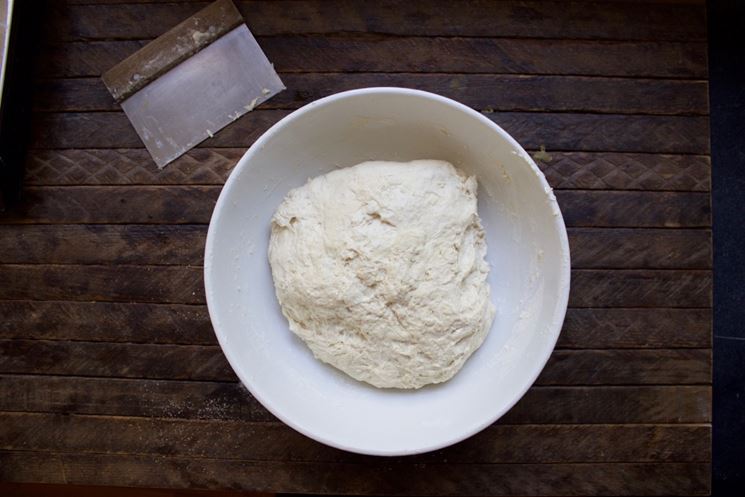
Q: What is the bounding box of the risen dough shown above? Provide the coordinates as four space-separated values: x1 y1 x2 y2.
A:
268 160 495 389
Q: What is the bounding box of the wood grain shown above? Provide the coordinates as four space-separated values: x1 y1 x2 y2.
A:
0 225 711 269
0 225 206 265
0 340 232 381
0 265 711 307
569 270 711 308
568 228 711 269
51 1 706 41
33 74 710 116
0 374 710 424
0 187 220 224
24 149 711 192
557 308 711 349
502 385 712 425
0 451 711 496
0 340 711 385
490 113 709 154
538 349 711 386
4 1 714 493
0 412 710 464
0 301 216 345
0 265 204 303
0 187 710 227
38 37 707 78
538 152 711 191
24 149 242 185
29 111 711 154
557 191 710 228
0 302 710 349
30 111 284 149
0 483 265 497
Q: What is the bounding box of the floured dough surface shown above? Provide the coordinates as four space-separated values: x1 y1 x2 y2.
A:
268 160 495 389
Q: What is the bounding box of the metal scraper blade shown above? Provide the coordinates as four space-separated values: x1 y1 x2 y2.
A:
120 24 284 169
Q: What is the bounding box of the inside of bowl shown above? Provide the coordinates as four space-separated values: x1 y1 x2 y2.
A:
205 88 570 455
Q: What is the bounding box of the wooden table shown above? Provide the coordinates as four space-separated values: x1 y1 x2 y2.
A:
0 1 712 495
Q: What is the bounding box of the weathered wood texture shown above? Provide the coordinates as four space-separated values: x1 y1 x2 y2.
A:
34 75 710 115
0 226 711 269
0 340 711 384
0 265 712 307
0 188 711 226
0 374 710 424
0 451 711 496
30 111 710 153
1 1 713 495
0 302 711 349
23 149 712 191
0 412 711 463
52 1 707 41
38 38 707 79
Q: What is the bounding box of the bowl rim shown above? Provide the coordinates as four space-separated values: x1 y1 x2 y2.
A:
204 87 571 456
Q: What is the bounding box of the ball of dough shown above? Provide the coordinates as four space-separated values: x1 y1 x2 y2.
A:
268 160 495 389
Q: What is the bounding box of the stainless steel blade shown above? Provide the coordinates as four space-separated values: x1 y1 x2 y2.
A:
121 24 284 168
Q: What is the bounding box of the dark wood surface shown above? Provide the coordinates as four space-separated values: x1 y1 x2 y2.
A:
0 1 712 495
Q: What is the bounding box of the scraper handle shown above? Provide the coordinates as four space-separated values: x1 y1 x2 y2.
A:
102 0 244 103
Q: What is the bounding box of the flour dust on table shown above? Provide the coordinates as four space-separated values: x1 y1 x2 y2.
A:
268 160 495 389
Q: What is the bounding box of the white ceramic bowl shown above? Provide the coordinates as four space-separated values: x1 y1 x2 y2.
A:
205 88 570 456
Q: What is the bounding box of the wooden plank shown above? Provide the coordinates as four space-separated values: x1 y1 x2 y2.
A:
557 308 711 349
0 225 711 269
0 375 711 424
0 301 216 345
29 111 284 149
0 265 204 304
0 187 710 227
51 1 707 42
0 186 220 224
29 111 711 154
33 74 710 116
0 483 262 497
0 264 712 307
0 225 206 265
0 375 273 422
0 451 712 496
24 149 711 191
40 40 147 78
0 340 711 384
491 113 710 155
0 412 710 464
0 340 233 381
568 228 711 269
538 152 711 192
0 301 710 349
538 349 711 386
569 269 712 308
502 385 712 425
24 148 242 185
557 191 710 228
38 38 707 79
0 302 711 349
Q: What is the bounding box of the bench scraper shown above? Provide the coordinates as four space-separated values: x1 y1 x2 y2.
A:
102 0 284 169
